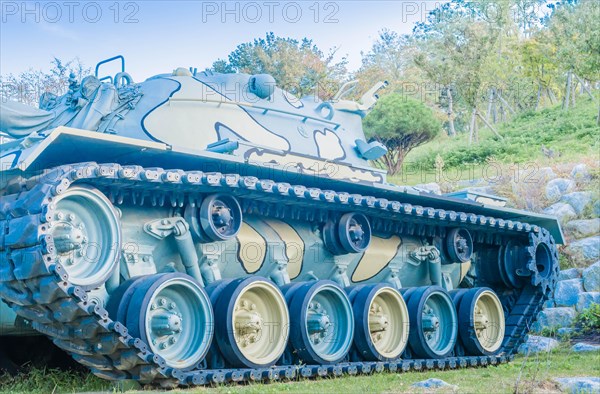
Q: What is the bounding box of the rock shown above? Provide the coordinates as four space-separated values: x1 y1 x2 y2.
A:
577 292 600 311
583 261 600 292
533 307 576 331
415 183 442 195
565 219 600 238
559 268 582 281
544 203 577 223
554 377 600 394
538 166 557 182
554 279 584 307
570 164 592 182
518 335 559 355
566 237 600 264
456 178 486 188
411 378 457 390
561 192 593 215
571 343 600 352
464 186 496 195
557 327 574 336
545 178 576 202
544 299 556 308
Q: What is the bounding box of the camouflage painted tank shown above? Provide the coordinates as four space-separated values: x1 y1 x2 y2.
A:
0 56 562 386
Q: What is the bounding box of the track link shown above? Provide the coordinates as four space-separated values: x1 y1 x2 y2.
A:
0 162 558 386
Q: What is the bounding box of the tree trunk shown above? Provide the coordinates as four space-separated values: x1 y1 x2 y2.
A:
447 86 456 137
574 74 595 99
469 107 477 144
497 92 516 115
547 87 556 105
571 78 577 106
535 82 542 111
563 69 572 110
487 88 495 120
477 111 503 139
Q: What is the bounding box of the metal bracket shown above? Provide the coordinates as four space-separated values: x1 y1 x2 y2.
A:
143 217 204 285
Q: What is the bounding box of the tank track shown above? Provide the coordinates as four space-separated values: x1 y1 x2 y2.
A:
0 162 558 387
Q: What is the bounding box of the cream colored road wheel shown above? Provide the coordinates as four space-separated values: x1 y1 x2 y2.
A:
352 284 409 361
458 288 505 355
212 277 289 368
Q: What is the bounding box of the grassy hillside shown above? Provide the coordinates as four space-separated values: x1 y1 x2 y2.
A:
388 98 600 186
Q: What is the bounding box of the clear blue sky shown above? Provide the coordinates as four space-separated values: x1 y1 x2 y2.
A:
0 1 448 80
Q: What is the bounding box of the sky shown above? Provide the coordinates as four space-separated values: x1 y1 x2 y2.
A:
0 1 449 80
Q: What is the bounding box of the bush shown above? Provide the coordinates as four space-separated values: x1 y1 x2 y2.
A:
573 303 600 333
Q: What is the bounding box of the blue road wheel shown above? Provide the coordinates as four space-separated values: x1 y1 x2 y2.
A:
212 277 289 368
350 284 409 361
49 185 121 290
456 287 505 355
125 273 213 370
288 280 354 364
407 286 458 359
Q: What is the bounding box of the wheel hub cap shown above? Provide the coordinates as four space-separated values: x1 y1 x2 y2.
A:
149 297 184 349
234 299 264 347
53 216 87 257
369 303 390 343
307 302 332 342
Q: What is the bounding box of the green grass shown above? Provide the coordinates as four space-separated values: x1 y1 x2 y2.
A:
388 98 600 186
1 347 598 393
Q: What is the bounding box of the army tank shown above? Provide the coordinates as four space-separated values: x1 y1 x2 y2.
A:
0 55 562 386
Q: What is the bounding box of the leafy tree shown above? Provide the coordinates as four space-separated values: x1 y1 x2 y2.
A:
1 57 89 106
363 94 441 175
546 0 600 111
353 29 414 94
211 32 348 99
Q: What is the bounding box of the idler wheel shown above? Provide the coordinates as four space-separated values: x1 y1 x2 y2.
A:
323 212 371 255
454 287 505 355
499 240 527 288
406 286 458 359
186 194 242 242
285 280 354 364
49 185 121 289
349 284 409 361
209 277 289 368
445 228 473 263
123 273 214 370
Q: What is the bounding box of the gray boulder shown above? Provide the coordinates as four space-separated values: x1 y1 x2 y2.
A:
558 268 582 281
561 191 593 215
518 335 559 355
533 307 576 331
557 327 575 336
545 178 576 202
565 219 600 238
415 183 442 195
411 378 457 390
544 203 577 223
554 377 600 394
570 163 592 182
577 292 600 312
566 237 600 263
554 279 584 307
571 343 600 352
538 166 557 182
544 299 556 308
583 261 600 292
